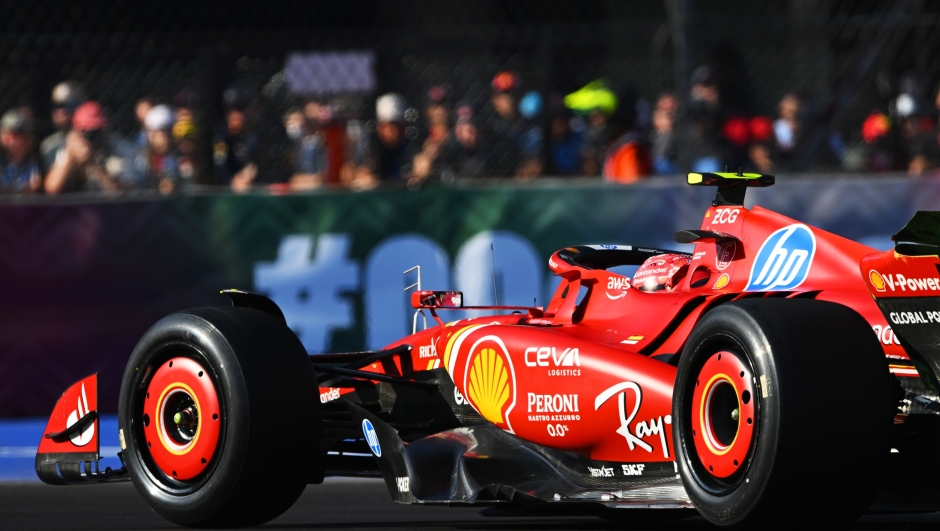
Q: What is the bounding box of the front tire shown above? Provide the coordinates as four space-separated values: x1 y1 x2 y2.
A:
118 306 319 527
673 299 893 528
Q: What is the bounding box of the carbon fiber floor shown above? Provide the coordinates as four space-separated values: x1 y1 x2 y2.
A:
0 479 939 531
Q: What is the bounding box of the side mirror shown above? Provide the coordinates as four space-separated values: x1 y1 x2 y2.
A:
411 290 463 309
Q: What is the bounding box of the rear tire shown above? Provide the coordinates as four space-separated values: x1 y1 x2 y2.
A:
118 306 319 527
673 299 893 528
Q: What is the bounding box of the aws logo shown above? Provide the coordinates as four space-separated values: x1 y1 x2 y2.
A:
745 224 816 291
463 336 517 433
607 277 630 291
607 276 630 300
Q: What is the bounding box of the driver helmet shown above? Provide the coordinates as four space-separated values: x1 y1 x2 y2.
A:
633 254 691 292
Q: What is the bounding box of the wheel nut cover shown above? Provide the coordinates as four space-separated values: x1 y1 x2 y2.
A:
142 357 221 481
690 350 756 478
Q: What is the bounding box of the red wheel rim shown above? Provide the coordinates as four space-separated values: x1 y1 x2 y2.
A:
690 350 756 478
142 357 221 481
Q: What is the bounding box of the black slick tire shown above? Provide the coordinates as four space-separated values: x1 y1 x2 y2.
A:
673 299 893 528
118 306 319 528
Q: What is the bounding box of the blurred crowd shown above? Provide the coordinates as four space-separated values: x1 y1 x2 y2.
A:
0 82 204 195
3 67 940 196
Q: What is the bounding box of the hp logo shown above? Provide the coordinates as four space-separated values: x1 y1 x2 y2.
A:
362 419 382 457
745 224 816 291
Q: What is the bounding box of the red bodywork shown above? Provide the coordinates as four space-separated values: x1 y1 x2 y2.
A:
322 204 909 464
37 374 100 457
861 251 940 300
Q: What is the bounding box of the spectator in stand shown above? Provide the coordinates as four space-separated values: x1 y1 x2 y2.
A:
722 115 752 170
133 97 153 150
747 116 776 173
773 94 800 153
548 109 583 175
423 86 451 148
602 91 652 184
283 106 327 191
340 101 369 177
516 91 545 178
482 71 524 177
772 94 801 170
688 66 724 172
0 108 41 193
904 86 940 175
650 93 678 174
564 80 618 175
351 93 414 189
40 81 85 174
135 105 181 193
173 89 197 124
861 111 893 171
432 103 489 181
213 88 259 192
582 110 610 175
173 116 201 185
409 87 452 187
44 102 136 194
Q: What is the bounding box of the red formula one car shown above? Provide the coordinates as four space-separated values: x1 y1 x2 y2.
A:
35 173 940 527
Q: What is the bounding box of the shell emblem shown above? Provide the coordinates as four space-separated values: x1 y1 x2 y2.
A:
713 273 730 290
467 347 511 423
459 335 516 432
869 270 886 292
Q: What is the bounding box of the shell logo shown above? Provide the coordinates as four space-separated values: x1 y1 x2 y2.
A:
869 270 886 292
712 273 730 290
460 335 517 432
467 347 511 423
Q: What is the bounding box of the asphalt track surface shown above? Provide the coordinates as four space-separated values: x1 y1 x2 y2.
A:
3 478 940 531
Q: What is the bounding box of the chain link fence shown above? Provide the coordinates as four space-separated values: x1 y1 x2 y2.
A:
0 0 937 195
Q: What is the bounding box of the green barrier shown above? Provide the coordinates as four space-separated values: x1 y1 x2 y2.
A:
0 176 934 416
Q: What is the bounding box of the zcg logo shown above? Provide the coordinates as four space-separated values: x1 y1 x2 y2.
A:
745 224 816 291
711 208 740 225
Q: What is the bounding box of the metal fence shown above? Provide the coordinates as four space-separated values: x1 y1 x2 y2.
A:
0 0 938 195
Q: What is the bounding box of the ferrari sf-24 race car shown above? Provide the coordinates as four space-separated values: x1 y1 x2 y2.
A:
35 173 940 528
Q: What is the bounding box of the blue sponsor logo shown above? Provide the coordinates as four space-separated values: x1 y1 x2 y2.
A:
599 244 618 250
745 224 816 291
362 419 381 457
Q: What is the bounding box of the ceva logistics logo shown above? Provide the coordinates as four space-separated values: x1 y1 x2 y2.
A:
362 419 381 457
745 224 816 291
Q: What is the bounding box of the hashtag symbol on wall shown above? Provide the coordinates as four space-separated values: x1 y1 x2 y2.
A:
254 234 360 353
